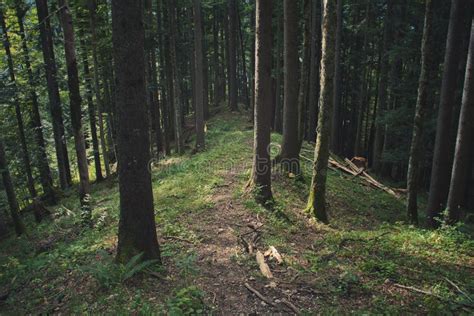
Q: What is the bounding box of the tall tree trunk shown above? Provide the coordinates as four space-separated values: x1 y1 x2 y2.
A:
274 12 283 133
0 7 36 199
35 0 72 189
212 6 221 107
113 0 161 263
157 0 171 156
58 0 91 221
406 0 434 225
298 0 311 144
249 0 273 204
194 0 206 150
446 19 474 224
372 0 394 173
169 0 184 154
79 38 103 182
427 0 469 227
249 4 256 121
306 0 336 224
15 1 56 204
307 0 322 143
280 0 300 175
0 139 25 236
237 9 250 109
89 0 110 178
330 0 342 155
228 0 238 111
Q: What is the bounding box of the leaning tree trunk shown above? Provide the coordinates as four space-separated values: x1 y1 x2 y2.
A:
112 0 161 263
168 0 184 155
249 0 273 205
58 0 91 224
194 0 206 150
15 1 56 204
0 7 36 199
280 0 301 175
35 0 72 189
306 0 337 224
427 0 469 227
406 0 434 225
228 0 238 111
0 139 25 236
446 19 474 224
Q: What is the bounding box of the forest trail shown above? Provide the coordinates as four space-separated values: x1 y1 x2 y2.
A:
0 112 473 314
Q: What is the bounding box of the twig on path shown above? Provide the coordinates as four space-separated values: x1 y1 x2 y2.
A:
281 298 300 314
244 283 276 307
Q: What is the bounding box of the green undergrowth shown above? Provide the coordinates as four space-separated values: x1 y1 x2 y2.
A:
0 111 472 314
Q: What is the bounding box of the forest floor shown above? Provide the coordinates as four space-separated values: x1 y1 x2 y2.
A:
0 110 473 314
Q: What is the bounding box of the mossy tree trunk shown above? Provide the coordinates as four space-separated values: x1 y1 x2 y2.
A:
306 0 337 224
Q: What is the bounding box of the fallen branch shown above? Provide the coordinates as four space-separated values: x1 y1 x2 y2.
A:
244 283 276 307
445 277 473 302
256 251 274 279
394 283 474 308
264 246 283 264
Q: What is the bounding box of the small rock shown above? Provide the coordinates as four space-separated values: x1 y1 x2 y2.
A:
249 276 256 281
274 299 281 304
260 301 267 307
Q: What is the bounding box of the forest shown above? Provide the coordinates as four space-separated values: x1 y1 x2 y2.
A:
0 0 473 314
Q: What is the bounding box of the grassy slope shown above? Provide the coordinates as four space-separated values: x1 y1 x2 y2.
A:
0 111 473 314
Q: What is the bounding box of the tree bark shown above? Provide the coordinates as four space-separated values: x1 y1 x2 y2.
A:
249 0 273 205
0 7 36 199
112 0 161 263
427 0 469 227
406 0 434 225
307 0 322 143
0 139 25 236
297 0 311 144
35 0 72 189
280 0 301 175
274 12 283 133
194 0 206 150
306 0 336 224
58 0 91 219
15 1 56 204
446 19 474 224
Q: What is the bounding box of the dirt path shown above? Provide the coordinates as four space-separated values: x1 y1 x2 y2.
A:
183 167 322 314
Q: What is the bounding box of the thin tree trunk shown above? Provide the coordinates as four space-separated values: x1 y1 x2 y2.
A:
372 0 394 173
79 38 103 182
89 0 110 178
15 1 56 204
169 0 184 154
274 13 283 133
113 0 161 263
330 0 343 155
306 0 336 223
446 19 474 224
35 0 72 189
0 139 25 236
406 0 434 225
0 7 36 199
307 0 321 143
58 0 91 222
249 4 256 122
427 0 469 227
237 9 250 109
249 0 273 204
228 0 238 111
194 0 206 150
298 0 311 145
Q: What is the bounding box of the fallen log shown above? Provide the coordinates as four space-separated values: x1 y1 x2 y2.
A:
256 251 273 279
